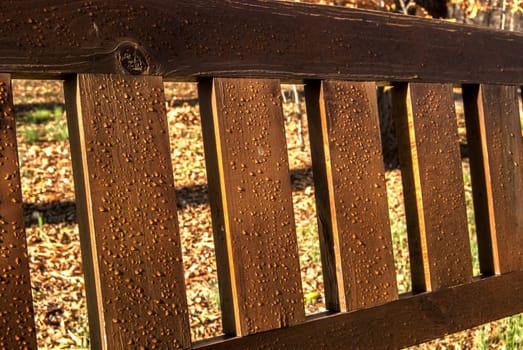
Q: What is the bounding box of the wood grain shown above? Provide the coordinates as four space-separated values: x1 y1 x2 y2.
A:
462 84 494 275
0 74 37 350
0 0 522 84
198 79 235 334
393 83 472 292
64 74 190 349
199 78 305 336
305 81 398 311
463 85 523 274
193 272 523 350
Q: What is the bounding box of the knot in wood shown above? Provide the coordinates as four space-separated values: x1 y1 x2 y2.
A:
116 43 149 75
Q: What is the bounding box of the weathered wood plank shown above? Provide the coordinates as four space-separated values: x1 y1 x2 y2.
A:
302 82 337 311
198 79 236 335
64 74 190 349
1 0 523 84
305 81 398 311
0 74 37 350
393 83 472 292
462 85 523 274
194 272 523 350
462 85 494 275
199 78 305 336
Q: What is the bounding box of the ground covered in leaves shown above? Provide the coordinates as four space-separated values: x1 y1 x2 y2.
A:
11 80 522 349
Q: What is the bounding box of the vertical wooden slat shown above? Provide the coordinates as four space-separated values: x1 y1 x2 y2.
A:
199 78 305 336
198 79 235 335
305 81 398 312
0 74 37 350
393 83 472 292
302 81 337 312
462 85 494 275
64 74 190 349
463 84 523 274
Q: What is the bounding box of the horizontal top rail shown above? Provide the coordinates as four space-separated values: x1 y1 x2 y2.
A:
1 0 523 83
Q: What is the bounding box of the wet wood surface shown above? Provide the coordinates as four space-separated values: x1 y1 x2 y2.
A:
65 74 191 349
462 85 495 275
306 81 398 311
0 0 523 84
195 272 523 350
1 0 522 348
393 83 472 292
0 74 37 350
198 79 235 335
463 84 523 274
200 78 305 336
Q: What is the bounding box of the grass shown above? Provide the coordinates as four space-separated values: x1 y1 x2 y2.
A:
386 170 412 293
462 160 481 276
295 200 325 312
17 105 68 143
390 216 412 293
469 314 523 349
505 314 523 347
203 280 221 311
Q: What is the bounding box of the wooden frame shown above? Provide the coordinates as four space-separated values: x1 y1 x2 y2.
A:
0 1 521 349
0 0 521 84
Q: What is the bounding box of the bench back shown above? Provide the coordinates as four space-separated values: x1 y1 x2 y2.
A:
1 1 522 349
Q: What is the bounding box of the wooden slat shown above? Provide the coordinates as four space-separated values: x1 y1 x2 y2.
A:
462 84 523 274
0 0 523 84
393 83 472 292
305 81 398 311
64 74 190 349
194 272 523 350
198 80 235 335
0 74 37 350
199 78 305 336
462 85 494 274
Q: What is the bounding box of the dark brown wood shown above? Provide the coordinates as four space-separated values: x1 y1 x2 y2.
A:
463 85 523 274
64 74 191 349
392 83 427 290
199 78 305 336
1 0 523 84
305 81 398 311
393 83 472 292
462 85 495 275
0 74 37 350
194 272 523 350
303 82 338 311
1 1 521 348
197 79 235 334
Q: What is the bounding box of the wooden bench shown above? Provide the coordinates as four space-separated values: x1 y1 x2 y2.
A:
1 0 522 349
